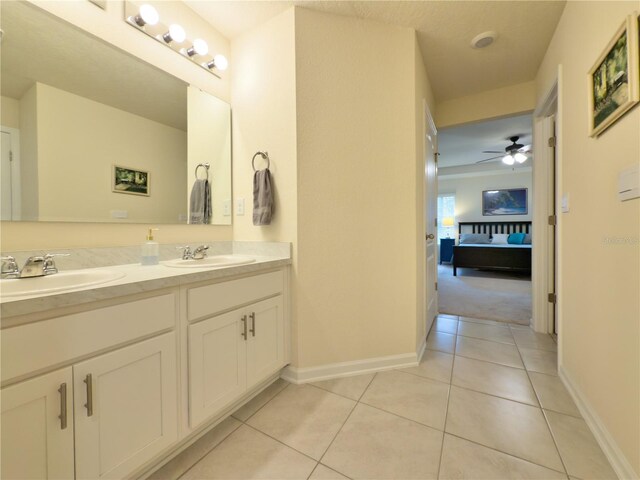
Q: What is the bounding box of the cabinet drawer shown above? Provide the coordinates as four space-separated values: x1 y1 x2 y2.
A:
187 271 283 321
2 293 176 383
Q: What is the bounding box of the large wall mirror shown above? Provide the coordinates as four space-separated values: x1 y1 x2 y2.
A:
0 2 231 225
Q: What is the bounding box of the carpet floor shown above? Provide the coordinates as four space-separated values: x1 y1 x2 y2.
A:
438 264 532 325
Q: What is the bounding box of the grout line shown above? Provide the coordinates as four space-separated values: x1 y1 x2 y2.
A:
243 422 322 463
306 463 320 480
436 338 456 479
235 381 291 423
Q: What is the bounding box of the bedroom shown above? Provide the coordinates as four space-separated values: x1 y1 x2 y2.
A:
437 113 536 327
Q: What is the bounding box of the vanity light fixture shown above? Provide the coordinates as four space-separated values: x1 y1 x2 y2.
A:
186 39 208 57
161 24 186 44
204 54 228 71
132 4 159 27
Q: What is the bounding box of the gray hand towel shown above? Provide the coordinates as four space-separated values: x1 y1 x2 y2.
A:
190 179 212 224
253 169 273 226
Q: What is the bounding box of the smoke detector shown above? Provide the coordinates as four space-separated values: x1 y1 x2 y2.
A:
471 31 497 49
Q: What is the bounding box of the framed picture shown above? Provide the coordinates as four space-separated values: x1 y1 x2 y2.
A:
588 14 640 137
112 165 150 196
482 188 528 216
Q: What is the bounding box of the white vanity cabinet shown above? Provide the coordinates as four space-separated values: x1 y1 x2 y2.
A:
187 271 286 428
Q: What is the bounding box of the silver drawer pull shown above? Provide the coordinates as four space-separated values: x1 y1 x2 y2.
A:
84 374 93 417
249 312 256 337
58 383 68 430
241 315 247 340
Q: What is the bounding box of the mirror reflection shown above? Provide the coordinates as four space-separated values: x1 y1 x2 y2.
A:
0 2 232 225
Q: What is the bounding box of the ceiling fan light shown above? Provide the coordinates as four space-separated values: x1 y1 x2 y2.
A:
514 152 527 163
502 154 515 165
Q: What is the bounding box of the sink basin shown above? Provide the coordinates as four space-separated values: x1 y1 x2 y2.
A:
163 255 256 269
0 269 126 298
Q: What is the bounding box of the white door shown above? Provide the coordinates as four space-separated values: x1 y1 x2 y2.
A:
74 333 178 480
1 131 13 221
188 308 247 427
424 104 438 336
1 368 75 480
246 296 285 388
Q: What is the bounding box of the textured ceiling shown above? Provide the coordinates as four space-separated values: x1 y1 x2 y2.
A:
438 113 532 168
185 0 566 101
0 2 187 130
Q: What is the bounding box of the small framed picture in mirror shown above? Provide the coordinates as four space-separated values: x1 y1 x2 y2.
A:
112 165 150 196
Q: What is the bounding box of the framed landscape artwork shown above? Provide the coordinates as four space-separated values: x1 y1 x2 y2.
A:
482 188 528 216
112 165 150 196
588 14 640 137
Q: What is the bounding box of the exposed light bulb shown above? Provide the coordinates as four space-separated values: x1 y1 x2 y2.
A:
213 54 228 71
134 4 159 27
502 154 515 165
162 24 186 44
514 152 527 163
187 39 208 57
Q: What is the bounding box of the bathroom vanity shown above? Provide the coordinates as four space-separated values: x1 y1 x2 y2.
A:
0 252 291 479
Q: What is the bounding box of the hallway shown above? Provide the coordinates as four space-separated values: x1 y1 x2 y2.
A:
151 314 616 480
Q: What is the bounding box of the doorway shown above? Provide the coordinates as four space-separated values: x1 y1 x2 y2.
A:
424 102 438 338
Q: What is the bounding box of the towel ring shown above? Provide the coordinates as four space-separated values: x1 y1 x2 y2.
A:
252 151 270 172
195 163 210 179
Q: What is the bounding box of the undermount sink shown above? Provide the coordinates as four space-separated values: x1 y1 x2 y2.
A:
163 255 256 269
0 269 126 298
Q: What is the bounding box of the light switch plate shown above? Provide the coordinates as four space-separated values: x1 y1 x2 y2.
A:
618 165 639 201
223 200 231 216
110 210 128 219
561 193 569 213
236 198 245 216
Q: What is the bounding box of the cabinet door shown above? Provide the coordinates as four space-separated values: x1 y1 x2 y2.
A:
1 367 74 480
188 308 247 428
74 333 178 480
246 296 285 388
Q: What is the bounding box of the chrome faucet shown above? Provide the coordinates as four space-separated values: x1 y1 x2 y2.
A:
1 254 69 279
177 246 194 260
176 245 209 260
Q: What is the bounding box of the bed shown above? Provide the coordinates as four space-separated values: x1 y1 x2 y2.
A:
452 221 532 276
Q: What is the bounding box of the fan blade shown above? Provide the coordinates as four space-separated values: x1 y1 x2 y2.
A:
520 144 533 152
481 150 504 154
476 155 503 164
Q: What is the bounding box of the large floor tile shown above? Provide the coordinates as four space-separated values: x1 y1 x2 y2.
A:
445 386 564 471
458 316 508 327
451 356 538 406
149 417 241 480
426 331 456 353
311 373 375 401
232 378 289 422
309 464 349 479
511 328 557 352
519 348 557 375
457 321 515 345
546 410 617 479
399 349 454 383
360 370 449 430
439 434 567 479
322 404 442 479
246 384 355 460
455 336 524 369
181 425 316 479
433 316 459 335
438 313 459 320
529 372 581 417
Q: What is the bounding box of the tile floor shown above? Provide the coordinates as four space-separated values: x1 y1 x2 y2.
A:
150 314 617 480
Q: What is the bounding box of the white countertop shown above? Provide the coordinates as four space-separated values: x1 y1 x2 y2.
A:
1 255 291 319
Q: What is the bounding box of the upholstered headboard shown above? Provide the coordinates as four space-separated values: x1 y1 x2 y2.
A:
458 221 531 237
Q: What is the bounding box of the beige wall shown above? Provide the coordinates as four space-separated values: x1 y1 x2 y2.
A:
536 1 640 476
439 170 533 223
294 8 434 368
436 81 536 128
35 83 186 223
1 0 233 250
1 96 20 129
19 86 38 221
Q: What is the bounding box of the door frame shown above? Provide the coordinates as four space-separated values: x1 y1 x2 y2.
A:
1 126 22 220
532 67 562 337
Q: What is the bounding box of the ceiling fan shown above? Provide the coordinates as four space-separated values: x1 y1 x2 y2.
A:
476 136 532 165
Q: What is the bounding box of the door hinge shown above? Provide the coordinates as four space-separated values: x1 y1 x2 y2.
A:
434 217 438 228
548 136 556 148
435 282 438 291
548 215 557 226
435 152 440 164
548 293 557 304
9 151 13 162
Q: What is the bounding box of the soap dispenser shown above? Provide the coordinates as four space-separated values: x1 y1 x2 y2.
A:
141 228 159 265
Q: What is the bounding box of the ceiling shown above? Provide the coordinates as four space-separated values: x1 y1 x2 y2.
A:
185 0 567 101
437 113 532 169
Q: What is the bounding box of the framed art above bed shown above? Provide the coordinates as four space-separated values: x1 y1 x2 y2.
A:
482 188 528 216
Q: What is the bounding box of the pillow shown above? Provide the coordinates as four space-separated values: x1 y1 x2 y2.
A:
492 233 509 244
523 234 532 244
459 233 491 244
508 233 526 244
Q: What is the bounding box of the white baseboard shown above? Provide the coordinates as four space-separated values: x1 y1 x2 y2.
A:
559 366 638 480
281 350 421 384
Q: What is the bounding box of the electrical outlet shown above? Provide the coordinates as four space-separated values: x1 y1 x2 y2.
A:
223 199 231 216
110 210 128 219
236 197 245 215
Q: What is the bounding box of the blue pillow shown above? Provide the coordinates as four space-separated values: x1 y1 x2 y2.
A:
508 233 526 244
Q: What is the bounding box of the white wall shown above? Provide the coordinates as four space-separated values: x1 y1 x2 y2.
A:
1 96 20 129
536 2 639 477
439 170 533 225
